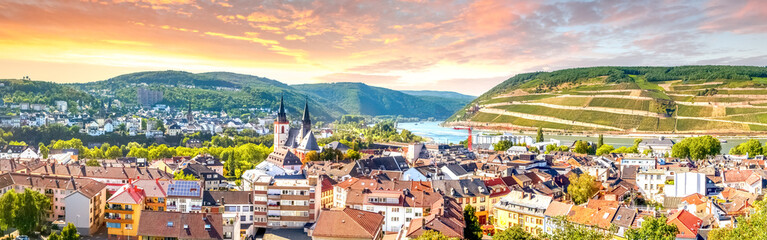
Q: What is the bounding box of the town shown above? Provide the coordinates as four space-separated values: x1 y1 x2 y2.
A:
0 94 764 240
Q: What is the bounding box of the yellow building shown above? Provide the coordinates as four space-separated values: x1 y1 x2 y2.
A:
493 191 552 235
106 184 146 240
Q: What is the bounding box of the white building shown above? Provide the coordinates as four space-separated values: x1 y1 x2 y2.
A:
664 172 707 198
636 169 669 203
620 157 656 171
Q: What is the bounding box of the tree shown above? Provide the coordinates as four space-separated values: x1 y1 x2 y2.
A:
625 216 678 240
413 230 460 240
48 231 62 240
345 149 361 160
597 134 604 148
567 173 599 205
85 158 101 167
672 135 721 160
596 144 614 156
155 119 166 132
60 223 80 240
709 199 767 240
304 151 320 163
39 142 49 159
493 140 513 152
492 225 538 240
127 147 148 158
573 140 592 154
536 127 544 142
463 205 482 240
542 216 612 240
106 146 123 159
13 188 51 235
174 171 198 180
729 139 763 156
0 189 17 232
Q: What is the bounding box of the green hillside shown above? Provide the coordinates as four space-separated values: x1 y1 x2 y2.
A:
293 82 466 119
448 66 767 134
401 90 475 100
0 70 469 121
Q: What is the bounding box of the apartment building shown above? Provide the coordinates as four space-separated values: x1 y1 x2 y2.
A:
166 180 204 213
265 174 316 229
202 191 254 240
493 191 552 235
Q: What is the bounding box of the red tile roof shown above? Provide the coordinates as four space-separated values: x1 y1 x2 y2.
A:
137 211 223 239
312 208 384 239
667 210 702 239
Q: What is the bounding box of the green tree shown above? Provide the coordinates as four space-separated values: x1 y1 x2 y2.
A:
542 216 611 240
345 149 361 160
60 223 80 240
536 127 544 142
493 140 513 152
492 225 538 240
105 146 123 159
38 142 49 159
127 147 148 158
709 199 767 240
573 140 592 154
567 173 599 205
625 216 678 240
672 135 721 160
413 230 460 240
14 188 51 235
597 134 604 148
0 189 17 232
174 171 199 180
85 158 101 167
48 231 62 240
596 144 614 156
463 205 482 240
729 139 763 156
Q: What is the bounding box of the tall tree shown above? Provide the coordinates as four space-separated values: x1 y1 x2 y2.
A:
536 127 544 142
38 142 49 159
60 223 81 240
463 205 483 240
14 188 50 235
0 189 17 231
597 134 604 148
625 216 678 240
304 151 320 163
729 139 763 156
672 135 721 160
567 173 599 205
573 140 592 154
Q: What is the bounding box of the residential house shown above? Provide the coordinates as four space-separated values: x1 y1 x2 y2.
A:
402 197 465 240
136 211 224 240
493 191 552 235
202 191 255 240
181 163 227 190
667 210 702 240
311 208 384 240
166 180 204 213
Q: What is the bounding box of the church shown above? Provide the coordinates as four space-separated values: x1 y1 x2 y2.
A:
273 96 321 162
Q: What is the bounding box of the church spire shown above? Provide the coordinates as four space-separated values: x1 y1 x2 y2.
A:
302 98 311 125
277 94 287 123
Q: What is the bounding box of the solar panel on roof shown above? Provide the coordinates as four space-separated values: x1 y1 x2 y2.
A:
168 181 200 197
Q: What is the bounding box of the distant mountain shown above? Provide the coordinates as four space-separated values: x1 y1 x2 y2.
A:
401 90 475 100
448 65 767 134
292 82 470 119
61 71 470 121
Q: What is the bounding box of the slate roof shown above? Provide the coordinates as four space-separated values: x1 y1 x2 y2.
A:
325 141 350 152
137 211 224 240
611 206 637 228
431 179 489 198
443 163 469 176
298 132 320 152
313 208 384 239
356 156 409 172
266 147 302 167
203 191 252 206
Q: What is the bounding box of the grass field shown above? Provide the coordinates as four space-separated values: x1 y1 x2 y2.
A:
483 94 554 104
471 112 501 122
726 107 767 115
534 96 591 107
493 104 659 130
588 98 651 111
676 105 713 117
493 115 610 131
676 119 747 131
754 77 767 84
637 117 676 132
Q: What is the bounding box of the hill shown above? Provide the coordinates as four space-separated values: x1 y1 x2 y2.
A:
447 66 767 134
292 82 467 119
57 71 469 121
401 90 475 100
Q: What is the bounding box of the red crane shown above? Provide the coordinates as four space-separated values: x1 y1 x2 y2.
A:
453 126 473 151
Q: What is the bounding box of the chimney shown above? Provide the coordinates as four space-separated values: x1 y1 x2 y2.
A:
248 193 252 204
221 197 225 205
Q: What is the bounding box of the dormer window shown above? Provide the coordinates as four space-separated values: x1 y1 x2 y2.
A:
167 221 174 227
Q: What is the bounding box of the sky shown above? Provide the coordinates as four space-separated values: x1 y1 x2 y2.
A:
1 0 766 95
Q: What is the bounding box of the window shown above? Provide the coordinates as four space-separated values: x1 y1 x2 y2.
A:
225 206 237 212
125 214 132 220
107 222 121 228
392 208 400 213
125 224 133 230
406 208 412 213
391 217 399 222
406 217 412 222
167 221 174 227
241 216 246 221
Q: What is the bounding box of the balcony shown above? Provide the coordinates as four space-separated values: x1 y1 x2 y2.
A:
167 205 178 210
191 205 201 211
267 215 280 220
105 214 133 224
105 205 133 214
267 194 281 199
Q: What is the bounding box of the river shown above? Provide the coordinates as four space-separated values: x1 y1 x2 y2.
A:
397 121 766 154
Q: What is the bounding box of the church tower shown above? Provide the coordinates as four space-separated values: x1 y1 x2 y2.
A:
186 100 194 123
300 99 312 139
274 95 290 149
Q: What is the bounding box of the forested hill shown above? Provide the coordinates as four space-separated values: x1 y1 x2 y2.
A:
448 66 767 134
293 82 469 119
401 90 475 100
3 70 471 121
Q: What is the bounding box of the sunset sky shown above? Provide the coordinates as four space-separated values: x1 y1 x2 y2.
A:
1 0 766 95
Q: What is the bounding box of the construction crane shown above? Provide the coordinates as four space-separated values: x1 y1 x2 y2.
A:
453 126 473 151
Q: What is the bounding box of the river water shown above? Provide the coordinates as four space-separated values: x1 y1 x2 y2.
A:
397 121 765 154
